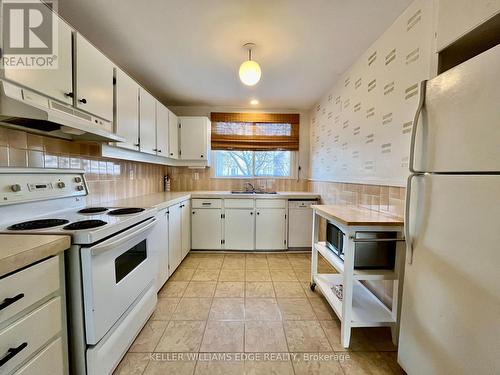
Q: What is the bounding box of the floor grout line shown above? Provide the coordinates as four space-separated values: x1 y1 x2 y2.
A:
119 252 399 374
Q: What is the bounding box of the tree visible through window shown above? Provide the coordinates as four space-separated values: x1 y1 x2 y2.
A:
215 150 291 178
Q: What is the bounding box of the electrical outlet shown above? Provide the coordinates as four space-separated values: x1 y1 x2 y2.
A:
193 172 199 180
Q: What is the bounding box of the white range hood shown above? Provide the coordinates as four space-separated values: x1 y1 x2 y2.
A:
0 80 124 142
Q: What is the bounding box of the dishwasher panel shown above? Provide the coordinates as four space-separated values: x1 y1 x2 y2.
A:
288 200 316 248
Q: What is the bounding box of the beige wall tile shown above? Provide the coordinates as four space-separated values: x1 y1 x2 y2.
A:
28 150 44 168
0 146 8 166
6 129 27 149
8 148 27 167
26 134 44 151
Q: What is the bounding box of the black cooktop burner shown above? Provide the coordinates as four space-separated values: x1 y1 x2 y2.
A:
63 220 107 230
108 208 145 215
8 219 70 231
78 207 108 214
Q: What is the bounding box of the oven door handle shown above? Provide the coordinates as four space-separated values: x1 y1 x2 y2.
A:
90 217 156 256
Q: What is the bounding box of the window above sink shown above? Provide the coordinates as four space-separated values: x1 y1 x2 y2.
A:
214 150 294 179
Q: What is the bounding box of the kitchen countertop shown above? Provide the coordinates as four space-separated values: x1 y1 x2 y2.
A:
312 204 404 226
105 191 192 210
191 191 320 199
105 191 320 210
0 234 70 277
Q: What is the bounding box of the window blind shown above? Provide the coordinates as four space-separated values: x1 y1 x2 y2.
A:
210 112 300 151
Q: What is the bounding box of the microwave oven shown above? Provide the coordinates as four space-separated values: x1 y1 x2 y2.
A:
325 222 396 269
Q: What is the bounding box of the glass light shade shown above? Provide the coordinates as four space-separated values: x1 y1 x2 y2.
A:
239 60 261 86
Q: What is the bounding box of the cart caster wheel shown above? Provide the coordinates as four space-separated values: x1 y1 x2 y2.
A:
310 283 316 291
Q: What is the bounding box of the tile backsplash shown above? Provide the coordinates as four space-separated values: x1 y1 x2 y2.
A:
0 127 166 204
309 180 405 218
167 166 309 192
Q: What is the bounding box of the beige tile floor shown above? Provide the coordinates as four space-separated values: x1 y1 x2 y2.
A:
114 253 404 375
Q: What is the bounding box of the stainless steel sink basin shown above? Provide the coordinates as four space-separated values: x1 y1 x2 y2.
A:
230 190 277 194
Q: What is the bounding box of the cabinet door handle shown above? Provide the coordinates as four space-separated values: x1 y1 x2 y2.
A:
134 143 140 147
0 342 28 367
170 153 174 156
200 155 204 158
64 92 73 98
78 98 87 104
256 212 260 215
250 212 253 215
192 211 195 214
157 149 162 153
152 148 158 152
0 293 24 311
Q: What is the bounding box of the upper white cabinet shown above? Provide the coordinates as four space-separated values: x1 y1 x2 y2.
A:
179 117 211 161
3 10 73 105
168 110 179 159
437 0 500 51
115 69 139 150
75 33 114 120
139 88 157 155
156 102 170 157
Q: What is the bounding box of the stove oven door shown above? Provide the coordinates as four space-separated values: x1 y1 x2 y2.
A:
80 217 156 345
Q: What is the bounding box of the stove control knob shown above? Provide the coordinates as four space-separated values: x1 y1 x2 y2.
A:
11 184 22 192
57 182 66 189
74 177 82 183
76 185 84 191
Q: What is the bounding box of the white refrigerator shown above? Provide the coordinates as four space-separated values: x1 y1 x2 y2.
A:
398 43 500 374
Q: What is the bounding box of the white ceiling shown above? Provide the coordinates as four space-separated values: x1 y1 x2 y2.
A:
59 0 412 110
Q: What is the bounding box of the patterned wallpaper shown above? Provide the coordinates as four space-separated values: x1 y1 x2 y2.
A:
309 0 433 187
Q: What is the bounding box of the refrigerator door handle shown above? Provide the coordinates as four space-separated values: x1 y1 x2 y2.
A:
405 173 424 264
409 80 427 174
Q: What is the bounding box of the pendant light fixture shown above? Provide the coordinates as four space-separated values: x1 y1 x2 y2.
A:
239 43 261 86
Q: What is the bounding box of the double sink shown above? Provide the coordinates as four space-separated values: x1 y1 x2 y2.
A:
230 190 278 195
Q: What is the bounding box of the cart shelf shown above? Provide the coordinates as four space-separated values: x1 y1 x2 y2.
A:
315 242 398 281
310 204 405 348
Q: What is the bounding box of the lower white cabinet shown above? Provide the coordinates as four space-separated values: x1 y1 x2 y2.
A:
224 209 255 250
151 209 169 291
191 208 223 250
153 201 191 290
0 256 67 375
13 337 64 375
181 200 191 258
255 208 287 250
168 203 182 273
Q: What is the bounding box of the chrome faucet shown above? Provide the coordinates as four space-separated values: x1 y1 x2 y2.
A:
244 182 255 192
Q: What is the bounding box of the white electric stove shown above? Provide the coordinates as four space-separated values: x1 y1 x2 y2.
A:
0 168 158 375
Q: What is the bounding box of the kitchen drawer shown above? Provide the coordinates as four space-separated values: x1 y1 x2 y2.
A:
0 297 62 374
0 257 60 325
256 199 286 209
224 199 254 209
192 199 222 209
13 337 64 375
